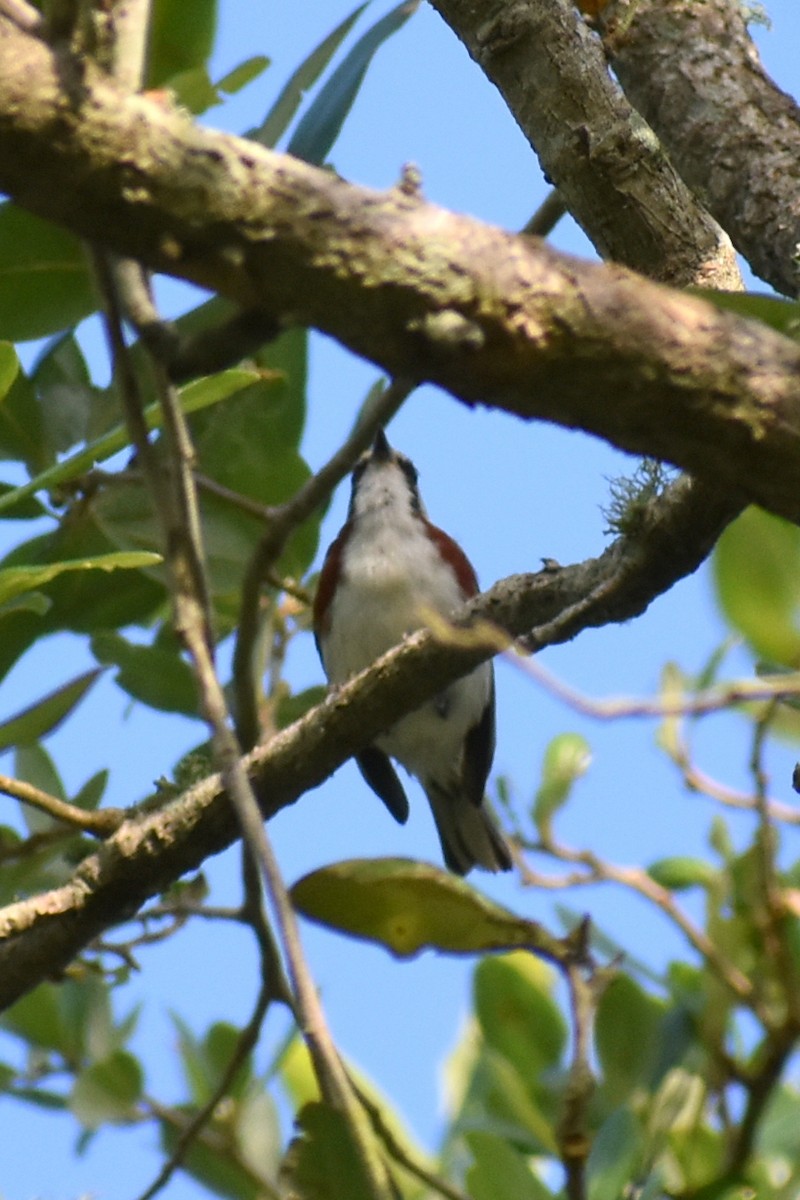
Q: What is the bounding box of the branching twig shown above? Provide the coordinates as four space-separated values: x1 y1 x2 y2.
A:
724 1034 797 1182
0 773 124 837
108 262 281 384
558 942 602 1200
665 734 800 825
519 838 757 1009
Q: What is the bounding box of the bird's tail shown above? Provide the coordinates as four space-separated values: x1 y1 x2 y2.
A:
426 783 512 874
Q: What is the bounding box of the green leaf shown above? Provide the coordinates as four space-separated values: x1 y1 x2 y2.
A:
70 1050 143 1128
249 4 368 148
173 1014 215 1106
59 974 115 1065
172 1016 252 1107
275 686 328 729
71 769 109 812
0 668 102 751
279 1102 377 1200
166 66 221 115
0 204 96 341
533 733 591 833
1 982 64 1053
0 551 162 609
291 858 564 959
587 1108 644 1200
0 365 259 518
287 1 419 165
234 1087 282 1180
0 520 166 682
466 1131 553 1200
713 507 800 666
647 856 716 891
216 55 270 96
147 0 217 87
160 1109 265 1200
0 483 46 520
251 327 308 450
277 1034 321 1111
31 331 95 456
468 1045 558 1153
5 1085 69 1110
15 742 66 805
204 1022 253 1101
474 953 567 1079
697 289 800 340
91 631 199 717
595 975 666 1106
758 1083 800 1161
0 341 18 398
0 351 48 472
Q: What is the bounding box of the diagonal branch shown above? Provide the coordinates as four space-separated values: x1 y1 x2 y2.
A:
0 471 741 1010
1 20 798 518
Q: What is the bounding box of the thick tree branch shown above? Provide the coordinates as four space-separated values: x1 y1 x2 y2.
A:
604 0 800 298
0 472 741 1009
427 0 741 288
1 19 798 518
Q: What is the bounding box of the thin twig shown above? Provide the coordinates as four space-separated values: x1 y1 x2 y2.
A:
96 250 393 1196
749 705 800 1026
194 472 278 522
521 188 568 238
107 0 151 90
558 951 598 1200
0 772 124 836
232 377 414 751
519 838 757 1009
0 826 82 862
671 747 800 825
0 0 42 33
516 651 800 721
110 266 281 383
724 1034 797 1181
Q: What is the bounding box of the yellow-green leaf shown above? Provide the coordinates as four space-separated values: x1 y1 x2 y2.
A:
291 857 562 959
713 507 800 667
0 552 162 609
533 732 591 832
0 669 102 751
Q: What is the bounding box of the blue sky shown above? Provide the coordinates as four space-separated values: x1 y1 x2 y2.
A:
3 2 800 1197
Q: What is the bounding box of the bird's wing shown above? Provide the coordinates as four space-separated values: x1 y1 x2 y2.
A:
356 746 410 824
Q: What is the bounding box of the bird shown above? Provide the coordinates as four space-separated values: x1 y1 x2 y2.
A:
313 429 512 874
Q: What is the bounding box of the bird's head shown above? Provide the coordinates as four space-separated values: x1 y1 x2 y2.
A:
347 429 425 522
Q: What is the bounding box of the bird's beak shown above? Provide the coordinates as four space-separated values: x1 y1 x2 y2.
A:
371 428 392 461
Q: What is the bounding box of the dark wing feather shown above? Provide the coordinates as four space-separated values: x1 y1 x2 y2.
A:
356 746 410 824
461 669 496 806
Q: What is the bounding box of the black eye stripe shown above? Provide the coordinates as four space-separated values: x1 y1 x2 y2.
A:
398 455 418 487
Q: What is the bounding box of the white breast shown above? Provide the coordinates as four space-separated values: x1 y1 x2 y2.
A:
322 509 464 684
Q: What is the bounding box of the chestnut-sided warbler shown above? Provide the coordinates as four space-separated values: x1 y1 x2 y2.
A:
313 430 511 874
